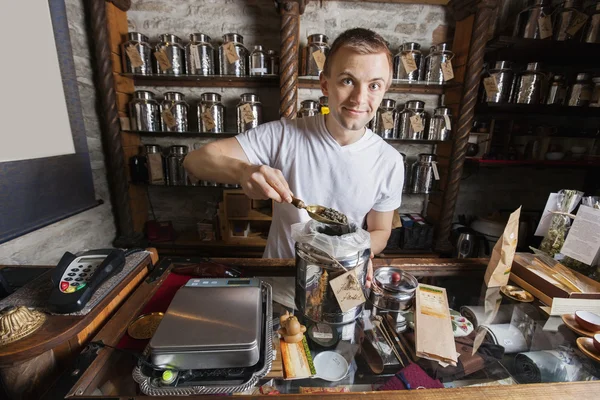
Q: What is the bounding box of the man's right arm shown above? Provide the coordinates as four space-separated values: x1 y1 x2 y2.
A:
183 138 293 203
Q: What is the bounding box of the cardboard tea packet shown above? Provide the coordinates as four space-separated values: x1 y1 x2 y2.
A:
484 207 522 287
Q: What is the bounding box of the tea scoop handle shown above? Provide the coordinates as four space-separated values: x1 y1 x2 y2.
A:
291 197 306 209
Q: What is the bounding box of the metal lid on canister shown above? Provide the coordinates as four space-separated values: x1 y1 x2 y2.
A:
373 267 418 295
380 99 396 109
200 92 221 102
434 106 451 116
169 145 188 155
145 144 162 154
252 45 264 52
134 90 156 100
301 100 319 110
308 34 328 44
223 33 243 44
405 100 425 110
431 42 451 53
159 34 183 45
492 60 512 70
418 153 436 163
127 32 149 43
164 91 185 101
576 72 592 81
189 33 211 43
526 62 542 72
400 42 421 52
267 49 278 56
240 93 260 103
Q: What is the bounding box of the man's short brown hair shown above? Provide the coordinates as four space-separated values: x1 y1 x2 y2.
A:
322 28 393 82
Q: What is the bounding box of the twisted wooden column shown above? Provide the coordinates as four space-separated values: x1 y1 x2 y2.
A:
277 1 305 119
88 0 141 246
435 0 497 252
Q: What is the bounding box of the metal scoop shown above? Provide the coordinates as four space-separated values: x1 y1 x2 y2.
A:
291 197 346 226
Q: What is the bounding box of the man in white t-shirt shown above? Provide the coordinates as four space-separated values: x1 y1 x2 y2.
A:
184 28 404 296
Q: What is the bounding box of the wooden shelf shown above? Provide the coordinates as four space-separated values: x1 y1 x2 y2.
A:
298 77 457 94
465 157 600 168
486 36 600 67
122 73 279 88
475 103 600 119
123 130 237 138
227 209 272 221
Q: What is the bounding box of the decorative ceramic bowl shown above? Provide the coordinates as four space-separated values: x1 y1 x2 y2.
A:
575 311 600 333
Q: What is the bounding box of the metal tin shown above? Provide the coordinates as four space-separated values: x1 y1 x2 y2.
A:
400 153 409 193
198 92 225 133
121 32 152 75
424 42 454 84
546 74 568 105
250 45 268 76
513 0 553 39
512 63 547 104
161 92 189 132
237 93 263 133
583 2 600 43
485 61 514 103
218 33 248 76
410 153 437 194
427 106 452 141
154 34 185 75
166 145 188 186
129 90 160 131
267 50 279 75
554 0 585 41
185 33 214 76
393 42 423 81
372 99 397 138
145 144 165 185
567 72 593 107
295 242 370 325
299 100 319 118
396 100 428 140
368 267 418 313
302 34 329 76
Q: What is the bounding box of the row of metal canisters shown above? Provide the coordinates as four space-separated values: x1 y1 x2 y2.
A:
121 32 279 77
297 97 329 117
482 61 600 107
513 0 600 43
129 91 264 133
370 100 452 141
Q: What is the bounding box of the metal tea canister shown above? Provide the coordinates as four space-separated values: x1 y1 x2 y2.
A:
267 50 280 75
410 153 438 194
250 45 268 76
567 72 593 106
129 90 161 132
372 99 397 139
583 2 600 44
513 0 553 40
166 145 189 186
393 42 423 82
424 42 454 84
237 93 263 133
554 0 586 41
484 61 514 104
299 100 320 118
121 32 152 75
428 107 452 141
218 33 249 76
145 144 165 185
161 92 189 132
154 34 185 75
302 34 329 76
396 100 428 140
546 74 568 105
185 33 214 76
198 93 225 133
512 63 547 104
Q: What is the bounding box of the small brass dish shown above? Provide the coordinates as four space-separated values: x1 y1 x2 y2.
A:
500 285 534 303
127 312 164 340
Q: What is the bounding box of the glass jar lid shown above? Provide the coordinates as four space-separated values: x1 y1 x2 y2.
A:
159 34 183 45
189 33 211 44
380 99 396 109
240 93 260 103
223 33 243 44
201 92 221 102
127 32 149 43
308 34 328 44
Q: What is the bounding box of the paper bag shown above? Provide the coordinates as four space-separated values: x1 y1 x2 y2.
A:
484 207 521 287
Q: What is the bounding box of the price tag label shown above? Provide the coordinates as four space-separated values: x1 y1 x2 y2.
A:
154 49 172 71
240 103 255 124
312 50 326 71
201 108 216 131
312 332 333 340
443 114 452 130
483 75 499 97
329 269 366 313
125 45 144 68
566 11 588 36
410 114 424 132
190 44 202 71
442 59 454 81
161 108 177 128
401 53 418 74
538 15 553 39
224 42 239 64
432 161 440 181
382 111 394 130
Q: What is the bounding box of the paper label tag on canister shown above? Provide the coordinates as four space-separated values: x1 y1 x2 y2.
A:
312 50 326 71
401 53 418 74
442 60 454 81
224 42 239 64
154 49 172 71
147 153 165 184
201 108 216 131
312 331 333 340
483 75 499 96
190 44 202 71
432 161 440 181
443 114 452 130
410 114 424 132
161 108 177 128
566 11 588 36
240 103 256 124
538 15 553 39
125 45 144 68
250 67 268 75
382 111 394 130
119 117 131 131
329 269 366 313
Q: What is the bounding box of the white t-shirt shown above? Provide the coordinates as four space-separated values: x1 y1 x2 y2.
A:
236 114 404 259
